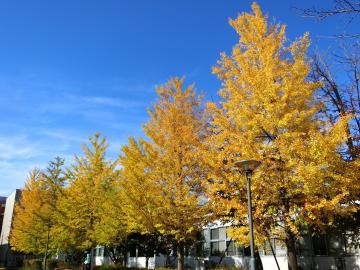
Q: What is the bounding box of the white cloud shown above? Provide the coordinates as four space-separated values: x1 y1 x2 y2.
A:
0 159 40 196
0 132 78 194
0 74 154 195
80 95 145 109
37 128 85 144
0 136 40 160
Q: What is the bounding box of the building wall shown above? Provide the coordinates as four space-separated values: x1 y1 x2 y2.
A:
94 222 360 270
0 197 7 237
0 189 22 267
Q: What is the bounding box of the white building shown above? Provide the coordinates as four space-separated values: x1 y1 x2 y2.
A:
94 221 360 270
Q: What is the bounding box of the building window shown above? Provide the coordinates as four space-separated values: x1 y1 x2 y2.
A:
210 227 227 256
296 235 312 256
219 227 226 240
313 235 328 255
209 226 245 257
244 246 251 256
96 247 104 257
211 242 219 256
211 228 219 240
202 229 211 257
219 241 226 253
227 241 235 256
129 247 137 257
328 235 345 255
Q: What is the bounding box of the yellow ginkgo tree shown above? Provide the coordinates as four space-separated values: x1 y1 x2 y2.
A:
120 78 211 270
205 3 360 270
55 133 119 267
11 157 66 256
11 169 49 255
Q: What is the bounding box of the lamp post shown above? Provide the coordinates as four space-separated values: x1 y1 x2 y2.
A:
234 160 261 270
43 222 51 270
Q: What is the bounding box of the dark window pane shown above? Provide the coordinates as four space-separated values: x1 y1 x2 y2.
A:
244 246 251 256
313 235 328 255
227 241 235 256
211 229 219 240
296 235 311 256
328 235 345 255
129 247 136 257
211 242 219 256
236 245 244 256
137 247 146 257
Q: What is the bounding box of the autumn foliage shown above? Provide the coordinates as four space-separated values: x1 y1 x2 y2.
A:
120 78 210 270
9 3 359 270
204 3 359 270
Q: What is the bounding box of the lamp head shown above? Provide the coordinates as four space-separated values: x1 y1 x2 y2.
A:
234 160 261 173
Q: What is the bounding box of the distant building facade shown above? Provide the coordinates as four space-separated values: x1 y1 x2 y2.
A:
0 197 6 237
93 221 360 270
0 189 22 267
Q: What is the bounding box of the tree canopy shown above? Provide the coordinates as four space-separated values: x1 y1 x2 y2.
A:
203 3 359 270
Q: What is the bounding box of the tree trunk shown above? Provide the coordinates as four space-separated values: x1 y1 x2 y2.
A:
90 248 95 270
177 243 185 270
146 257 149 269
123 251 127 267
285 227 298 270
255 247 263 270
281 188 298 270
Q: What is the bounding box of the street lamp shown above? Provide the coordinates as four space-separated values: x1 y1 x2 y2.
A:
234 160 261 270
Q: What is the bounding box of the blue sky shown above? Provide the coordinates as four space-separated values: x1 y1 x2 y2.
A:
0 0 356 195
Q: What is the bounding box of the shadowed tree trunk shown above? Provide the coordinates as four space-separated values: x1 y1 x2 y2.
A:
255 247 263 270
177 243 184 270
285 227 298 270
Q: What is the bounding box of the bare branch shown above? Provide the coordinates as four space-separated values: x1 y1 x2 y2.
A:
294 0 360 20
